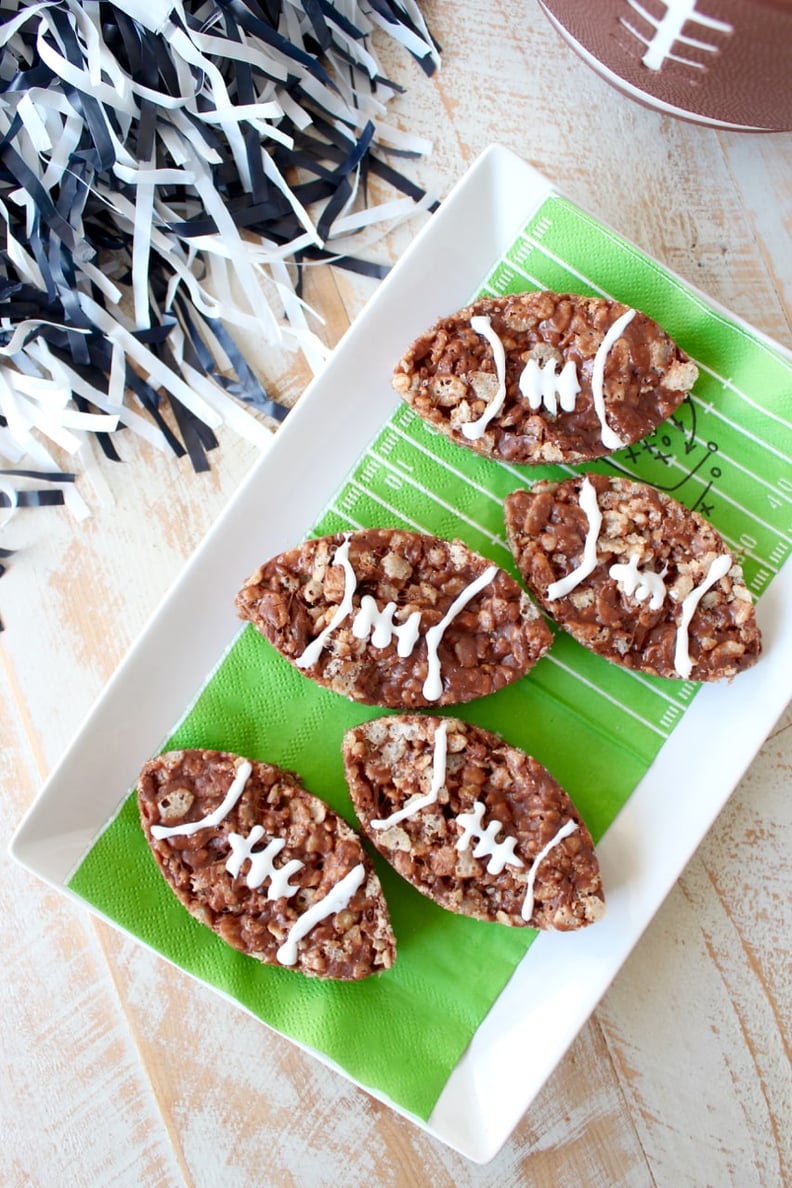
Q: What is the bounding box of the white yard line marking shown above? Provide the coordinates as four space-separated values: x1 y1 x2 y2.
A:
716 528 776 574
626 668 694 710
389 422 503 505
347 480 428 534
497 458 577 486
492 264 546 292
690 385 792 459
619 450 791 546
685 434 792 505
327 505 364 531
547 198 792 376
544 653 669 740
695 361 792 432
368 447 512 555
512 243 609 297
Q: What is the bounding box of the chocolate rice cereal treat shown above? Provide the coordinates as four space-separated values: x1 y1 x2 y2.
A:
505 474 761 681
138 749 396 980
236 529 553 707
343 715 604 931
392 291 698 465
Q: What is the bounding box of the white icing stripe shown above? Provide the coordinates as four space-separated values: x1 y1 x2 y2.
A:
519 356 580 414
461 315 508 440
225 827 305 898
674 553 732 678
422 565 498 700
151 761 252 840
295 538 357 669
521 819 579 923
276 863 366 967
546 477 602 600
591 308 635 451
352 594 422 657
371 720 449 830
453 800 580 924
455 800 524 875
609 554 668 611
0 480 18 531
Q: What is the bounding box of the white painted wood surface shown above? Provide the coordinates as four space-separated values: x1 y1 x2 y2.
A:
3 2 791 1183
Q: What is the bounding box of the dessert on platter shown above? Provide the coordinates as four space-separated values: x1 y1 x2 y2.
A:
138 749 396 980
392 290 698 465
343 714 605 931
504 474 762 681
236 529 553 707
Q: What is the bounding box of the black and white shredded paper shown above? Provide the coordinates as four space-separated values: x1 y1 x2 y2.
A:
0 0 439 622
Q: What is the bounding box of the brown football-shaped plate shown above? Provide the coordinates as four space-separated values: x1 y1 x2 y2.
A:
138 749 396 980
236 529 553 707
343 714 605 931
392 291 698 465
539 0 792 133
504 473 761 681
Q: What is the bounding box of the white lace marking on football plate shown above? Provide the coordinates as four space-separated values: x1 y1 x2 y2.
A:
621 0 733 72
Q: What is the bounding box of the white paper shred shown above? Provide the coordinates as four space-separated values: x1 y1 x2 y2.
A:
0 479 19 530
0 0 439 524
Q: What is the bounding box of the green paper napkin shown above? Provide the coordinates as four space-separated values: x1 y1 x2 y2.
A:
69 191 792 1122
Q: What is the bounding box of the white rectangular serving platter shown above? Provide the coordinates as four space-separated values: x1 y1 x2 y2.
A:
10 144 792 1164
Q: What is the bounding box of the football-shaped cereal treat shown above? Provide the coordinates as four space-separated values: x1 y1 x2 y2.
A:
504 474 761 681
236 529 553 707
343 714 604 931
138 749 396 980
392 291 698 465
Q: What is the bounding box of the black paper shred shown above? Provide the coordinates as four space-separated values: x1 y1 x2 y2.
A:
0 0 439 630
0 467 77 630
0 0 439 480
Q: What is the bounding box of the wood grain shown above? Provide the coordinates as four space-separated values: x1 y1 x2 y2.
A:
3 2 791 1183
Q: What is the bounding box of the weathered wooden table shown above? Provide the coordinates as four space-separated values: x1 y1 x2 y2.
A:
3 3 790 1184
